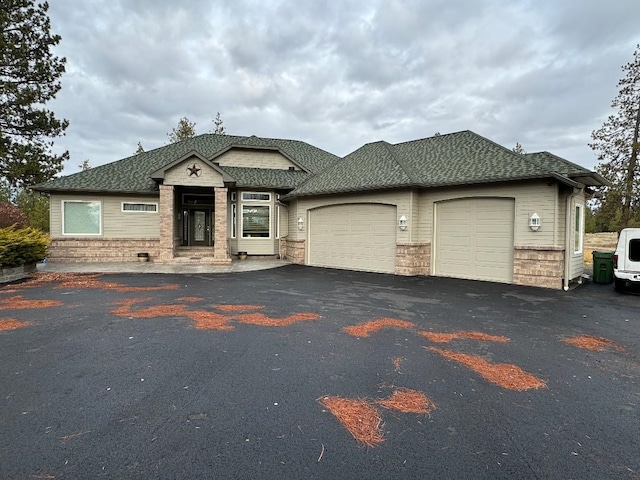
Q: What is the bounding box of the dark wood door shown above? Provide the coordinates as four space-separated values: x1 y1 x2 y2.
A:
190 209 212 246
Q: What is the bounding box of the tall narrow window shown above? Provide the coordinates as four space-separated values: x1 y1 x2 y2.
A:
231 204 237 239
574 204 583 254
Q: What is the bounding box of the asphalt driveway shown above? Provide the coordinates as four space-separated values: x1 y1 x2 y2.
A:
1 266 638 479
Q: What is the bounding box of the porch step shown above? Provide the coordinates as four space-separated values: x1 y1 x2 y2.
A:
174 247 215 259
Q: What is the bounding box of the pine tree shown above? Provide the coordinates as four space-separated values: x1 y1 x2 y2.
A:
590 45 640 231
167 117 197 143
212 112 226 135
79 159 90 171
513 142 526 154
0 0 69 187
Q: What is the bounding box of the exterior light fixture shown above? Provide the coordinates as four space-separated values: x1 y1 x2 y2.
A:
529 212 541 231
297 217 304 231
398 215 408 231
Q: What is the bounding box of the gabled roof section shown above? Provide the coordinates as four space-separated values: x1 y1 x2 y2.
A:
150 151 234 182
32 134 340 194
289 131 607 198
291 131 554 197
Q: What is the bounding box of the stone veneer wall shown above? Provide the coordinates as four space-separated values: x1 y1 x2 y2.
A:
279 237 305 264
47 238 161 262
512 246 565 289
396 243 430 276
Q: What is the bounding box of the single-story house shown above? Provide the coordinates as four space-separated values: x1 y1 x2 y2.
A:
33 130 607 289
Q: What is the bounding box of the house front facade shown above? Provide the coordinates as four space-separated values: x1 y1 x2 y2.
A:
34 131 606 290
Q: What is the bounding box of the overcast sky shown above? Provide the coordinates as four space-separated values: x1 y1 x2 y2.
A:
46 0 640 176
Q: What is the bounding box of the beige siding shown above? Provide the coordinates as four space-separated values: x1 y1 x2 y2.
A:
164 157 224 187
216 149 299 170
418 181 558 247
50 193 160 239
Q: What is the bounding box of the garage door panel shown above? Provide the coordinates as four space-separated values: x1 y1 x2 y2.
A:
435 198 514 283
309 204 396 274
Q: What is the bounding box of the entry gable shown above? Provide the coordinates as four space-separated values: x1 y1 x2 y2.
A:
213 145 307 172
152 151 234 187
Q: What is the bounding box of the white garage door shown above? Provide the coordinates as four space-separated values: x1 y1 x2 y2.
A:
308 204 397 274
434 198 514 283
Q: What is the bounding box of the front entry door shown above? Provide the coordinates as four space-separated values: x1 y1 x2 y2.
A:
190 209 212 246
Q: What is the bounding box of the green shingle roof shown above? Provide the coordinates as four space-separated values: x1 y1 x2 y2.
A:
289 131 605 197
33 134 340 194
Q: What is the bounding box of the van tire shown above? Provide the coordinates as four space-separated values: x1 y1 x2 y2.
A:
614 278 625 292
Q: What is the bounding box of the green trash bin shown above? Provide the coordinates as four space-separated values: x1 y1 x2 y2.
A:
592 251 614 284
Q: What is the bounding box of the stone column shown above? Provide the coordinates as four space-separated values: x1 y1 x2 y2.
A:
213 187 231 264
158 185 175 260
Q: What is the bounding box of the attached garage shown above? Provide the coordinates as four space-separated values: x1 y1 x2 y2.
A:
434 198 515 283
308 203 397 274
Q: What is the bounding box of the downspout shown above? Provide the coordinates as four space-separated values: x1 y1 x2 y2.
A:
563 189 579 291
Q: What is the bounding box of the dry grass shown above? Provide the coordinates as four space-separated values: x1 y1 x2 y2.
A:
343 318 416 337
428 347 547 391
564 335 624 352
318 396 384 447
418 330 509 344
584 232 618 266
376 388 436 414
0 318 28 331
0 296 63 311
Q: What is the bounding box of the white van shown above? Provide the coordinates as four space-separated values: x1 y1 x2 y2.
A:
614 228 640 291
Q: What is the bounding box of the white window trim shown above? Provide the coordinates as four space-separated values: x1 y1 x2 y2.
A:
241 191 271 202
121 202 158 213
574 204 584 254
62 200 102 236
241 204 272 239
231 203 237 239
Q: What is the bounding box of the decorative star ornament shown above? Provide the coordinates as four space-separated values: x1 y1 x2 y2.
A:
187 163 202 177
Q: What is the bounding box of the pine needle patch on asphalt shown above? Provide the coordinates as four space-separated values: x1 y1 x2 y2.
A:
419 330 509 344
343 318 416 337
428 347 547 391
0 318 28 331
376 388 436 414
318 396 384 447
564 335 624 352
0 296 62 310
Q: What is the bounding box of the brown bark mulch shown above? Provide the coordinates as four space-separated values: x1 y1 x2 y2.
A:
428 347 547 391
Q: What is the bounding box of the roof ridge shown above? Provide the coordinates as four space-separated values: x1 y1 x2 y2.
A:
379 141 421 184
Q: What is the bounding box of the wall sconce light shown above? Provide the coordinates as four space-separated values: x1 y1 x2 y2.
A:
529 212 541 231
297 217 304 231
398 215 408 231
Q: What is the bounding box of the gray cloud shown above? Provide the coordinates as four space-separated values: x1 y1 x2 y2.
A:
46 0 640 174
